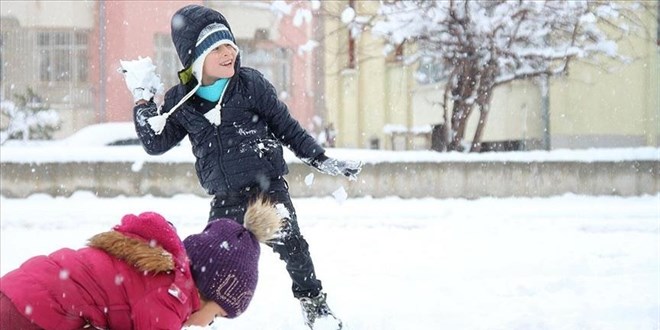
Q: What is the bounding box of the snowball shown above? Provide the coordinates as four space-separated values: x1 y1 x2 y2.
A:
275 203 291 220
131 160 144 172
304 173 315 186
332 186 348 203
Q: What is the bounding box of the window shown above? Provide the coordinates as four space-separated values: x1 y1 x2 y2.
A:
154 33 182 88
416 40 446 84
240 41 291 95
37 30 88 83
416 60 445 84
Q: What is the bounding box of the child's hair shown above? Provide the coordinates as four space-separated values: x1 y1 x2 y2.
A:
183 196 282 318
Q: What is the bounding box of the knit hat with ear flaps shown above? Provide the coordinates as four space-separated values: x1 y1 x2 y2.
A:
147 5 239 135
170 4 235 70
191 23 238 84
183 198 282 318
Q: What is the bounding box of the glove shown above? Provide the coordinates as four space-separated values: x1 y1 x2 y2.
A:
310 154 363 181
119 57 164 103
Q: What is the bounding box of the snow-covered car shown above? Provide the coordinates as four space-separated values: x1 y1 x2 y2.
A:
58 122 140 146
3 122 140 147
2 122 192 149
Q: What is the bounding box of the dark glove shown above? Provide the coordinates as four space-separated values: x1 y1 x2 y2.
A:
310 154 363 181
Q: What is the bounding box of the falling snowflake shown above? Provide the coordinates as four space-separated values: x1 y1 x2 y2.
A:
59 269 70 280
304 173 315 186
332 186 348 203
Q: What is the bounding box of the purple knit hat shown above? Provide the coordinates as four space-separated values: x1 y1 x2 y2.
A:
183 219 261 318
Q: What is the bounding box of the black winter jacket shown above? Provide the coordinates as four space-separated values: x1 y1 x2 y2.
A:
133 5 324 195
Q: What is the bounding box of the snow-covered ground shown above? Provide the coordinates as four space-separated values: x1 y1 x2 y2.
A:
1 193 658 329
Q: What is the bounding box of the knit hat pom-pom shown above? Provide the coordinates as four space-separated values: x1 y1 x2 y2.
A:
244 197 282 243
147 113 168 135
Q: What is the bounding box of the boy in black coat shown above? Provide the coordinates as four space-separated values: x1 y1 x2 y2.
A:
122 4 361 329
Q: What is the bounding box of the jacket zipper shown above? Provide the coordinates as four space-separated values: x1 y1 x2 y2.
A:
215 76 235 191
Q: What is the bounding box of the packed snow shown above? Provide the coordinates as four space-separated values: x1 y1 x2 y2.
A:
1 193 658 329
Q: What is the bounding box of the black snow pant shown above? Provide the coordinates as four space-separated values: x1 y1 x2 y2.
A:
209 178 322 299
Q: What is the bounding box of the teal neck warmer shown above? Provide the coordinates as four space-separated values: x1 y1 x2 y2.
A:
196 78 229 102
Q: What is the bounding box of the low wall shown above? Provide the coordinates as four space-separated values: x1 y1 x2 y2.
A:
1 160 657 198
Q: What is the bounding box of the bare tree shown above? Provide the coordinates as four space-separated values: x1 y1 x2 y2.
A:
365 0 655 152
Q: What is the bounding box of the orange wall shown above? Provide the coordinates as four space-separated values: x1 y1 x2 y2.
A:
94 1 202 122
275 1 316 131
91 1 317 129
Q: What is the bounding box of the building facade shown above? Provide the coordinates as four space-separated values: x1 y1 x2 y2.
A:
320 1 659 150
0 0 320 138
1 1 658 150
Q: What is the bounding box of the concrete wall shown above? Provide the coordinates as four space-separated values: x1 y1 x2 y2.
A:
2 160 657 199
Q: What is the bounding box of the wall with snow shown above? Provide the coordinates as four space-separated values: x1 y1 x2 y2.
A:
1 159 657 198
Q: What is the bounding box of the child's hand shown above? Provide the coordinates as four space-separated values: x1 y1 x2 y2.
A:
310 154 363 181
119 57 164 103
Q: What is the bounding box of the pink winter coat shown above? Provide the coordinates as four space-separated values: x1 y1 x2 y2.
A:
0 212 201 330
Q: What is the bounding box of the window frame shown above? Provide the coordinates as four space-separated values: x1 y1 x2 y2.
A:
36 29 89 84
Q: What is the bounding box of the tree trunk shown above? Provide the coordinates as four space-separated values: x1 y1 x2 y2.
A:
447 59 479 152
448 100 474 151
470 104 490 152
470 58 497 153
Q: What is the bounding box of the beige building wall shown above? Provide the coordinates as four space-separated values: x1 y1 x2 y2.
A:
1 1 97 138
385 64 413 149
322 0 658 151
322 1 352 147
211 1 280 41
412 80 544 147
467 80 543 143
549 9 659 149
0 1 95 28
323 1 414 149
322 1 546 150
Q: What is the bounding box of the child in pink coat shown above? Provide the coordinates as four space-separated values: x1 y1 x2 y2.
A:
0 198 280 329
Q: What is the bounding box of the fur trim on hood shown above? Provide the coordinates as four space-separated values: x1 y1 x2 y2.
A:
88 231 175 274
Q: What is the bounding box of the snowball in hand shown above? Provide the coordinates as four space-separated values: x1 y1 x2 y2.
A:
119 57 164 102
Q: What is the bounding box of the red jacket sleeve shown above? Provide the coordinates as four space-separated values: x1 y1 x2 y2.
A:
131 284 194 330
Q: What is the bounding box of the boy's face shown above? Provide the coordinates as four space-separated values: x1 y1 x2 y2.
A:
202 44 238 85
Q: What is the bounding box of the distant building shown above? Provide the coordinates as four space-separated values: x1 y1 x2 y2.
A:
2 1 657 150
0 1 320 138
319 1 659 150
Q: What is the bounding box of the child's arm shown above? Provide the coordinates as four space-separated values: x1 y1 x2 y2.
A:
250 70 324 160
132 87 188 155
131 288 192 330
306 153 363 181
250 69 363 180
120 57 187 155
